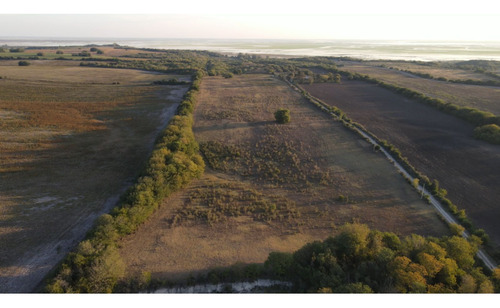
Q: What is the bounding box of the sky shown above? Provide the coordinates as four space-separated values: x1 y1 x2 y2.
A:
1 0 500 41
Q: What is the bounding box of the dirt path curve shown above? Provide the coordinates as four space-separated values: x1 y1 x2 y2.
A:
0 102 179 293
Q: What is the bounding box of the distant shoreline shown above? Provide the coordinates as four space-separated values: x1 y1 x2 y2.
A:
1 38 500 61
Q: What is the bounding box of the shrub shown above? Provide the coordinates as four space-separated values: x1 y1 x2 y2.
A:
274 108 291 124
474 124 500 144
9 48 24 53
56 50 64 54
37 52 44 56
18 60 30 66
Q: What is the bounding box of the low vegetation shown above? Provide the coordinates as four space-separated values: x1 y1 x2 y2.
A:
171 182 300 226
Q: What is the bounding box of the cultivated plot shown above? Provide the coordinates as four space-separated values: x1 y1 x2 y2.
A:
303 80 500 247
337 61 500 116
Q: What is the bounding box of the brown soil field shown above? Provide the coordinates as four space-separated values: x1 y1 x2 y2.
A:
119 74 449 283
337 61 500 115
303 81 500 247
0 62 189 292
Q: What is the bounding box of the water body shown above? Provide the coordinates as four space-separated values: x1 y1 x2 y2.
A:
151 279 292 293
2 38 500 61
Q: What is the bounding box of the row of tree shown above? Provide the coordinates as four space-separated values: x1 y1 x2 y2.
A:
45 70 205 293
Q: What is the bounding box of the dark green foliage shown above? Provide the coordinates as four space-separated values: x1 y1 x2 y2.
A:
274 108 290 124
37 52 44 56
265 224 494 293
45 70 205 293
9 48 24 53
18 60 30 66
56 50 64 54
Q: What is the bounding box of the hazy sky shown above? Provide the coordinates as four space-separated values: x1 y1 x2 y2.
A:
2 1 500 41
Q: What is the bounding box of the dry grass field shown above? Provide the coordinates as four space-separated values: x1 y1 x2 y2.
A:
0 61 189 292
303 80 500 247
119 74 449 283
337 61 500 115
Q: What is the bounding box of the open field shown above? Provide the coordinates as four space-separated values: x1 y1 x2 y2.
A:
0 61 189 292
336 61 500 115
368 61 500 82
119 74 449 283
303 80 500 247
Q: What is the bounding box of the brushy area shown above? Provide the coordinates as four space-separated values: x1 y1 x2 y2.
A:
44 71 205 293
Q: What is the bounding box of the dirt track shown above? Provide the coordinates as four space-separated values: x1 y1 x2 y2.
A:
303 81 500 247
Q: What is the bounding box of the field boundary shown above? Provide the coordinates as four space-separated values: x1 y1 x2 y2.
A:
283 77 497 270
44 70 206 293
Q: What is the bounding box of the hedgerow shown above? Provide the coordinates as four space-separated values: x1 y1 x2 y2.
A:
45 71 205 293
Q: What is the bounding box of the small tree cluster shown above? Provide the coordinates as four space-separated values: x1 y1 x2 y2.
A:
18 60 30 66
265 223 494 293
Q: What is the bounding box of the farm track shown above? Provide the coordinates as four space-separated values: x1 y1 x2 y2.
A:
290 81 498 270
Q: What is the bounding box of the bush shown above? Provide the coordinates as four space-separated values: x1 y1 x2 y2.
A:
56 50 64 54
9 48 24 53
18 61 30 66
474 124 500 144
37 52 44 56
274 108 291 124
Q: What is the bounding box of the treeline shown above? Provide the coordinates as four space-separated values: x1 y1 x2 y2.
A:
45 70 205 293
264 223 499 293
290 81 491 252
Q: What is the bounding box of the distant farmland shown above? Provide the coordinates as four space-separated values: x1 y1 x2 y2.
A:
303 80 500 248
0 61 189 292
336 61 500 116
118 74 449 283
